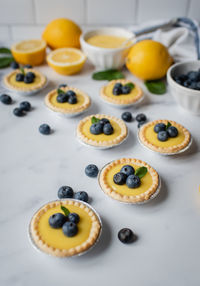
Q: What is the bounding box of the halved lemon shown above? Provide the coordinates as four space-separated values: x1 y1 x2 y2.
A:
47 48 86 75
11 39 46 66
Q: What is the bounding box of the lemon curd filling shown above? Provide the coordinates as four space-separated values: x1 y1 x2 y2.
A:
50 92 85 109
86 35 128 49
8 73 42 88
105 163 152 196
145 125 185 147
38 205 92 250
82 119 121 141
105 82 140 99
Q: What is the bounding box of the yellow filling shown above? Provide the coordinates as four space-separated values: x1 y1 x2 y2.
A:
50 91 85 109
145 125 185 147
86 35 128 49
105 82 140 99
8 73 42 88
38 204 92 250
82 119 121 141
105 163 152 196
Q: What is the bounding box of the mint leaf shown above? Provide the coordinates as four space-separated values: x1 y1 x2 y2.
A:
135 167 148 179
20 67 25 75
0 57 14 69
92 69 125 81
91 116 100 124
61 206 70 217
145 80 166 95
166 122 172 129
57 88 65 95
124 82 135 90
0 47 12 54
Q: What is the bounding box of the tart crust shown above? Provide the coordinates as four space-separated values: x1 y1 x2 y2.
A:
45 86 91 114
138 119 191 154
100 79 143 105
30 200 101 257
99 158 159 203
4 69 47 91
76 114 128 147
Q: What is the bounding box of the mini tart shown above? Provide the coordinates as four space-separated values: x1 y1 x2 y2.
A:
99 158 159 203
45 86 91 114
30 199 101 257
138 120 191 154
77 114 128 147
100 79 143 106
3 69 47 91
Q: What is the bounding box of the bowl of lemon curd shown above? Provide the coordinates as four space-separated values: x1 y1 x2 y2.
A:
80 28 135 69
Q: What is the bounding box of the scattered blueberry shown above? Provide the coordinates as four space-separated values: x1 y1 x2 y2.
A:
74 191 89 202
39 124 51 135
68 95 77 104
11 61 19 69
121 85 131 94
167 126 178 137
68 213 80 224
58 83 67 88
19 101 31 111
66 90 76 97
121 112 132 122
24 74 34 84
16 73 24 82
136 113 147 122
137 120 146 128
13 107 25 117
85 164 99 178
113 172 127 185
90 123 103 135
154 123 166 133
58 186 74 199
157 130 168 142
24 64 32 69
0 94 12 105
99 118 110 125
49 213 66 229
120 165 135 177
62 221 78 237
103 123 113 135
126 174 141 188
57 93 68 103
118 228 135 244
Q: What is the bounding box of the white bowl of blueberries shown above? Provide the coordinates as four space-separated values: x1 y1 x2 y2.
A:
167 60 200 115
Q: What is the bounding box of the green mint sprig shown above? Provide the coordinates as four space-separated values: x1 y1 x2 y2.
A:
61 206 70 216
166 122 172 129
91 116 100 124
20 67 25 75
57 88 65 95
0 46 14 69
124 82 135 90
92 69 125 81
135 167 148 179
145 80 166 95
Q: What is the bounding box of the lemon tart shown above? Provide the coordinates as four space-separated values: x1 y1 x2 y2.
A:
99 158 159 203
45 86 91 115
29 199 101 257
138 120 191 154
100 79 143 106
4 68 47 92
77 114 128 148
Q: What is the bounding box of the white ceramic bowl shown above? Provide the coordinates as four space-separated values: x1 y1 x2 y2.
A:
167 61 200 115
80 27 135 70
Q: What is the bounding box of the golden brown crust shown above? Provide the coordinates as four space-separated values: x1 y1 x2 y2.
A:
99 158 159 203
30 200 101 257
4 69 47 91
76 114 128 147
138 119 191 154
45 87 91 114
100 79 143 105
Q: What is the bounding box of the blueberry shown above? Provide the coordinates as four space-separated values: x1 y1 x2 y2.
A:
114 83 123 89
68 213 80 224
183 79 192 88
118 228 135 244
113 172 127 185
167 126 178 137
154 123 166 133
57 93 68 103
16 73 24 82
113 86 122 95
68 95 77 104
74 191 89 202
24 64 32 69
189 82 198 90
99 118 110 125
11 61 19 69
66 90 76 97
0 94 12 105
175 74 187 84
121 85 131 94
62 221 78 237
26 71 35 79
137 120 146 128
90 123 103 135
49 213 66 229
58 186 74 199
187 71 200 82
85 164 99 178
157 131 168 141
195 82 200 90
13 107 25 117
103 123 113 135
126 174 141 188
136 113 147 122
121 112 132 122
24 74 34 84
120 165 135 176
19 101 31 111
58 83 67 88
39 124 51 135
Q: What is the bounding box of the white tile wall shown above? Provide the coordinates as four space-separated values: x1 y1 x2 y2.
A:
0 0 199 41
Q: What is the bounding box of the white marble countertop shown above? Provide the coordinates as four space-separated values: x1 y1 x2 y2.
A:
0 59 200 286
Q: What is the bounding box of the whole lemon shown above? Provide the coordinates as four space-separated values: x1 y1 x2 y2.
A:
42 18 82 50
126 40 173 80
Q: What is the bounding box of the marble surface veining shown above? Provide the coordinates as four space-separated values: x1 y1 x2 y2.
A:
0 58 200 286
